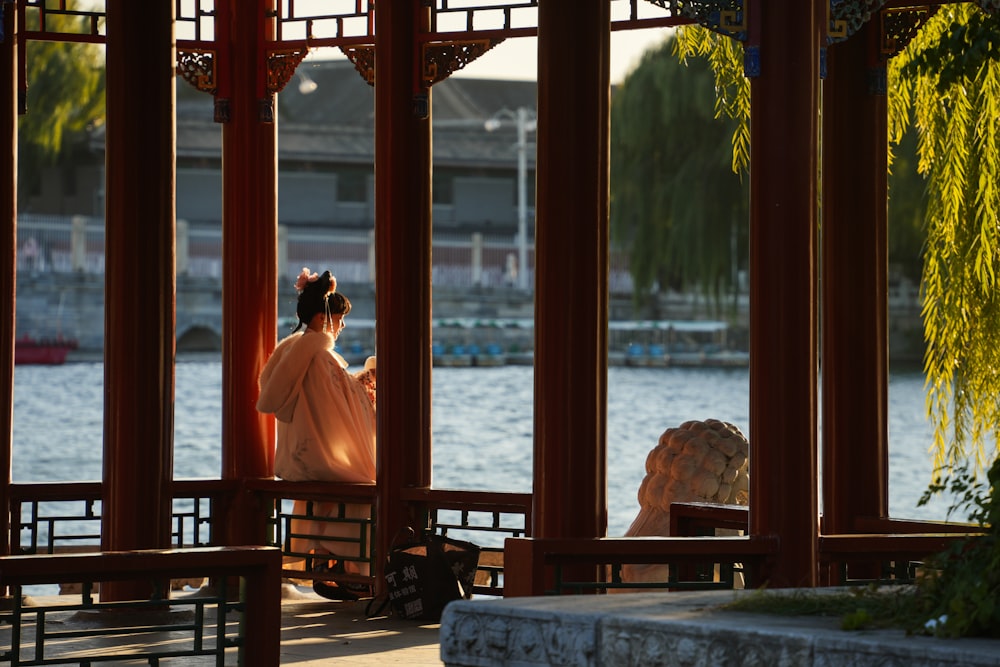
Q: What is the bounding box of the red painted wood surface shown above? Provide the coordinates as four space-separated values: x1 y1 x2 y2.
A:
533 0 610 543
1 0 18 569
101 0 176 600
374 0 435 595
748 0 823 587
822 22 890 536
217 0 278 551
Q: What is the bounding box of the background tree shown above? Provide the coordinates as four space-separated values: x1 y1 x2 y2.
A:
610 37 748 318
17 13 105 208
668 4 999 476
888 128 928 286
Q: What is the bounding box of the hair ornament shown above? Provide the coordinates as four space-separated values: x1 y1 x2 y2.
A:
294 267 320 292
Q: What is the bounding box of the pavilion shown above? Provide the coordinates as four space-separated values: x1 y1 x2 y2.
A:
0 0 981 661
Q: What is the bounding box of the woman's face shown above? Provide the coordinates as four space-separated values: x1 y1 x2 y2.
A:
330 314 346 339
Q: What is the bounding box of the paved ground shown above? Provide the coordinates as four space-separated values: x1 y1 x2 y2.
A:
278 585 444 665
3 584 445 666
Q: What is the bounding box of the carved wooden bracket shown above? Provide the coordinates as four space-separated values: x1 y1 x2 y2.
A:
177 49 217 94
339 38 504 88
825 2 936 62
422 39 505 86
340 45 375 86
177 49 230 123
266 48 310 94
828 0 888 43
646 0 746 41
880 5 937 59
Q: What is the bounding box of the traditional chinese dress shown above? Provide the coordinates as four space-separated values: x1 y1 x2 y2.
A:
257 329 376 576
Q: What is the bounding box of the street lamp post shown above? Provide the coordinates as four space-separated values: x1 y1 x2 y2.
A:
486 107 536 291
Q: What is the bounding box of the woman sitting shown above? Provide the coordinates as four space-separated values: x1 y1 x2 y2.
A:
257 267 376 600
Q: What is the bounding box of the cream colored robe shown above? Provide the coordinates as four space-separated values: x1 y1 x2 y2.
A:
257 329 376 575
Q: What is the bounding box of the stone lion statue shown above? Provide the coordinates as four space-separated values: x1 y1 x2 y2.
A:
618 418 749 587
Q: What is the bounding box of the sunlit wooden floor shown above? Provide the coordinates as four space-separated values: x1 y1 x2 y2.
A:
2 584 445 666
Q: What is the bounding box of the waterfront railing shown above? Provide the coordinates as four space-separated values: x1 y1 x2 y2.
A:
15 214 638 295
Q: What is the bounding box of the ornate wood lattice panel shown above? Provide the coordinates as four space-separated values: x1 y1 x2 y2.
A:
828 0 889 43
176 49 217 94
645 0 746 40
880 5 937 58
266 48 309 95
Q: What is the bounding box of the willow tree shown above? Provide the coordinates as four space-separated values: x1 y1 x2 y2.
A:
892 4 1000 474
610 37 748 316
673 3 1000 475
18 13 105 206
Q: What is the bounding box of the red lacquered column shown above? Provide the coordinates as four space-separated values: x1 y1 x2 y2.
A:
747 0 822 587
219 0 278 546
822 23 889 561
0 0 17 567
374 0 434 593
101 0 176 600
534 2 611 548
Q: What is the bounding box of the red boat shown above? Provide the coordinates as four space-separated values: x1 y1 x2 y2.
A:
14 335 78 365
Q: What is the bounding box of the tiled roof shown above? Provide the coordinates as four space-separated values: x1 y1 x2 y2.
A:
172 59 539 169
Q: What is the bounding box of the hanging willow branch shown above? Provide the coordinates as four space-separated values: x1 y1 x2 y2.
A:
891 3 1000 475
676 3 1000 476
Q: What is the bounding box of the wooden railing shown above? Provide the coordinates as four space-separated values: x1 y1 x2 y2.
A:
497 502 984 596
402 487 533 595
10 480 232 557
7 480 533 599
247 479 379 591
9 482 983 602
668 501 982 586
0 546 281 665
504 534 780 596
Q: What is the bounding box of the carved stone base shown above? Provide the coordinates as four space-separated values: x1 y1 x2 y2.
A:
440 590 1000 666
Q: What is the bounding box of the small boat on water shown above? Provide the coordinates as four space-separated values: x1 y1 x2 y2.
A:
15 334 78 365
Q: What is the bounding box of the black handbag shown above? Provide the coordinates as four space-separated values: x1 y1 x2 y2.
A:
380 531 481 622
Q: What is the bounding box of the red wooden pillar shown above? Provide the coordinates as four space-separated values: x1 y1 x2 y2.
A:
219 0 278 546
101 0 176 600
822 23 889 545
374 0 434 592
0 0 17 565
533 1 610 546
747 0 823 587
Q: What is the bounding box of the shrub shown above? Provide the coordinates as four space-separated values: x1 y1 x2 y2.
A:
914 456 1000 638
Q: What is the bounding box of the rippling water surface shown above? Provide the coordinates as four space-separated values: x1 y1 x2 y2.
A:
12 360 954 535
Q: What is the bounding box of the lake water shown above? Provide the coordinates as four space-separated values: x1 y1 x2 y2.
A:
11 360 957 535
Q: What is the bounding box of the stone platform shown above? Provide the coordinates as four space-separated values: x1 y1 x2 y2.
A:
439 590 1000 666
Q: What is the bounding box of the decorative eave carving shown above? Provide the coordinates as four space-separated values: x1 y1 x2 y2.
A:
177 48 230 123
880 5 937 59
340 45 375 86
645 0 747 41
828 0 888 44
422 39 505 86
176 49 217 94
338 38 504 88
266 48 310 95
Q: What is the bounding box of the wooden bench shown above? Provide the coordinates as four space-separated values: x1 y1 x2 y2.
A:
0 546 282 664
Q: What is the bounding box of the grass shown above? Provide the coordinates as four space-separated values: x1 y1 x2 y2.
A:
720 585 929 632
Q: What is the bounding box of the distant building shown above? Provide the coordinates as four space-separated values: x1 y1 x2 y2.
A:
24 59 538 240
